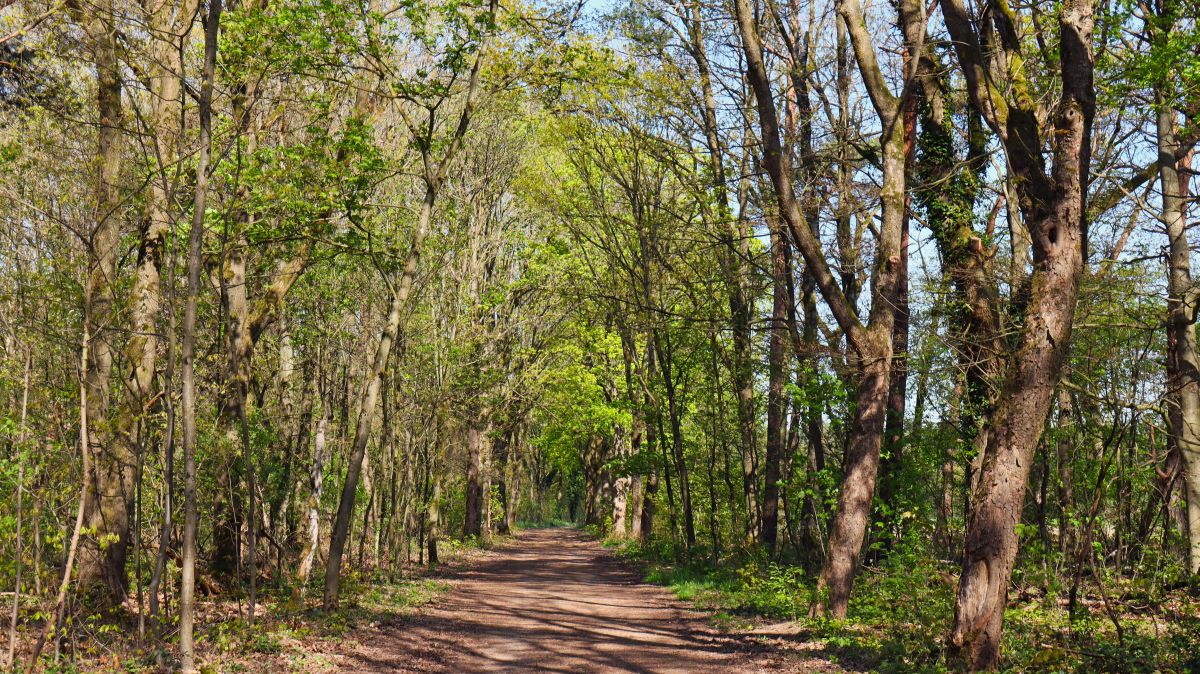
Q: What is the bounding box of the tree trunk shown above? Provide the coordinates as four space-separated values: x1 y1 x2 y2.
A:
31 329 92 665
736 0 909 617
76 0 132 604
611 421 630 538
324 276 405 608
640 470 658 545
500 428 520 535
6 353 29 668
878 82 915 527
1160 103 1200 573
629 474 644 540
324 23 489 603
117 0 200 614
212 239 249 579
813 348 892 616
1056 388 1075 561
298 418 328 586
940 0 1095 664
655 334 695 549
761 210 789 554
682 2 757 545
426 479 441 565
148 247 179 628
179 3 221 669
620 329 646 541
834 21 859 319
464 415 488 538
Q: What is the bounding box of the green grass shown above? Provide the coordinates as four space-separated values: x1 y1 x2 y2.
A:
210 575 452 646
614 539 1200 673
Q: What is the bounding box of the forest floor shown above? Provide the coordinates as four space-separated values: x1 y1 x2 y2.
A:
333 527 839 673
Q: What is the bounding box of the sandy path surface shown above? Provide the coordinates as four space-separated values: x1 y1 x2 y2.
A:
339 527 800 673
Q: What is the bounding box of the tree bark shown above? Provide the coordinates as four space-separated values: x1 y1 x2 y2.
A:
179 2 221 669
324 264 405 608
6 353 29 668
464 415 489 538
1056 388 1075 560
680 2 758 544
761 210 789 554
735 0 909 617
31 329 91 665
878 61 916 525
940 0 1095 665
1159 101 1200 573
813 348 892 615
654 333 695 548
426 479 441 565
148 239 179 628
621 329 647 542
611 420 630 538
323 13 490 604
298 417 328 586
75 0 131 604
113 0 200 614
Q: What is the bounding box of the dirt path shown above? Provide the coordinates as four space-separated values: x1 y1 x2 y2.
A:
339 528 803 673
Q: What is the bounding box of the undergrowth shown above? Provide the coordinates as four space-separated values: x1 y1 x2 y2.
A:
8 539 489 674
610 538 1200 673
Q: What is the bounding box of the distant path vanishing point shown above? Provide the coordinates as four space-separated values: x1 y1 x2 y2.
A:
339 527 802 673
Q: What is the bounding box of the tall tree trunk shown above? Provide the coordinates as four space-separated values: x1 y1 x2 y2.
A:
1056 388 1075 562
814 0 910 616
834 20 859 319
31 328 92 665
180 3 221 669
761 210 790 554
6 353 29 668
211 39 340 579
736 0 909 617
785 22 827 557
426 479 441 565
796 11 827 498
640 470 658 544
1160 102 1200 573
611 420 630 538
813 347 892 616
912 55 998 461
297 417 328 587
940 0 1095 664
324 266 405 609
654 333 694 548
949 245 1086 668
496 428 518 536
681 3 758 544
464 414 489 538
148 239 180 629
75 0 131 604
212 218 259 582
640 341 660 544
324 18 490 603
621 329 647 542
505 442 521 535
116 0 200 615
878 78 915 526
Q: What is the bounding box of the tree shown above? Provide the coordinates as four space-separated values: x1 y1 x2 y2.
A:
937 0 1097 665
180 0 222 668
323 0 497 609
735 0 914 617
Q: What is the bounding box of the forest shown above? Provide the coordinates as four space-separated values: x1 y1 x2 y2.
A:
0 0 1196 670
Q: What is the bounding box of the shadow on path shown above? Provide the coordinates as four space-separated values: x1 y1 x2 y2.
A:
338 528 791 673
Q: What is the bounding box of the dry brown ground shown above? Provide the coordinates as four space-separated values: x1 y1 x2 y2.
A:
336 527 828 673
